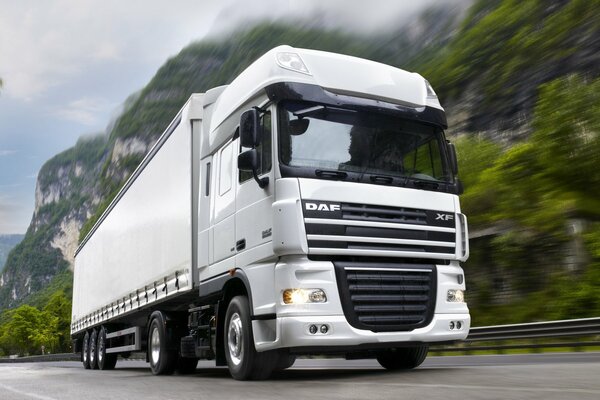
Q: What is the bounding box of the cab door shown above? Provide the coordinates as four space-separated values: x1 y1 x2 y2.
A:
211 139 237 266
235 109 275 265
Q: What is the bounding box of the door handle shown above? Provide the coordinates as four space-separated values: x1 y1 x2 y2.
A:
236 239 246 251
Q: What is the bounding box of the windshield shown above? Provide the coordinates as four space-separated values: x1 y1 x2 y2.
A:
278 101 452 184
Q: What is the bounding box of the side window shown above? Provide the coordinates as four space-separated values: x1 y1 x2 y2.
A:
219 142 233 196
240 111 272 183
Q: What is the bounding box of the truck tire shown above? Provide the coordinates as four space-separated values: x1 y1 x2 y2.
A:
89 329 99 370
97 326 118 370
376 345 428 370
176 357 198 374
224 296 278 380
82 331 91 369
273 351 296 371
148 315 176 375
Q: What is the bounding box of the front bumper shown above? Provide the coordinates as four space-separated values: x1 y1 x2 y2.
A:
252 256 470 351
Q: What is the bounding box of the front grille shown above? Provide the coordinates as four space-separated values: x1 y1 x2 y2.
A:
334 261 436 332
303 200 457 259
341 203 427 225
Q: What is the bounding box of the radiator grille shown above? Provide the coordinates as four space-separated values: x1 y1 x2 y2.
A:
335 262 436 332
303 201 456 259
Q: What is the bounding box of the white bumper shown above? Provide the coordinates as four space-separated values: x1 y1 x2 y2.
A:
252 256 470 351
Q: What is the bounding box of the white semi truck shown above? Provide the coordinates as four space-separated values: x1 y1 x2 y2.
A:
71 45 470 380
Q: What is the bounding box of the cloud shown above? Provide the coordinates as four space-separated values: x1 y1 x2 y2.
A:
52 97 115 126
0 150 17 156
0 0 222 101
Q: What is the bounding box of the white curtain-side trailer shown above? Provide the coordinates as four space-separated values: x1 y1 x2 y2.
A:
71 46 470 380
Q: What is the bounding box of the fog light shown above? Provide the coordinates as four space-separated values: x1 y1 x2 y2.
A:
309 325 318 334
456 321 462 330
449 321 455 330
447 289 465 303
283 289 327 304
320 324 329 334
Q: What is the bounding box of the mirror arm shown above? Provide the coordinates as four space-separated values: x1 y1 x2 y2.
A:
253 169 269 189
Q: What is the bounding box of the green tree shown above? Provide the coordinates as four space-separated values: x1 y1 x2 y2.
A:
0 305 58 356
43 291 72 352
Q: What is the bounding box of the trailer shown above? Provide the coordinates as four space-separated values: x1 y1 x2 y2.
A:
72 45 470 380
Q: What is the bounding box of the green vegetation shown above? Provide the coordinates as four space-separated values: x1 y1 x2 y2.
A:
421 0 600 130
0 291 71 356
0 235 24 272
459 74 600 325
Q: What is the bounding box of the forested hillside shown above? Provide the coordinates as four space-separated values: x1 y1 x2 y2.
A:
0 234 23 272
1 0 598 355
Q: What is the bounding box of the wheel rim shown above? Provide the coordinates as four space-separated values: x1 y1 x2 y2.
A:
150 326 161 366
227 312 243 366
98 332 104 364
83 334 89 364
90 332 96 364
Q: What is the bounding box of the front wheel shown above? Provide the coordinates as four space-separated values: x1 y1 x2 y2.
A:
224 296 278 380
376 345 428 370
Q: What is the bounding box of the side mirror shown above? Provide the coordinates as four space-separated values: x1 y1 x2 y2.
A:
289 118 310 135
240 109 260 148
238 148 258 171
238 149 268 188
447 141 458 175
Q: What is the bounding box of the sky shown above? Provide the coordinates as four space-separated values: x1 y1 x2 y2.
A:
0 0 467 234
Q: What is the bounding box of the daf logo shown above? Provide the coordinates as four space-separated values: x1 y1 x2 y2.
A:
436 213 454 221
305 202 341 212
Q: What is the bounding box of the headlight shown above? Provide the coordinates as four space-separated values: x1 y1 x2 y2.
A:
283 288 327 304
447 289 465 303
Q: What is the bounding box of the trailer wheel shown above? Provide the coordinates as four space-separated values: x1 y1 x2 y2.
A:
82 331 91 369
148 315 176 375
97 326 117 370
89 329 99 370
376 345 428 370
224 296 277 380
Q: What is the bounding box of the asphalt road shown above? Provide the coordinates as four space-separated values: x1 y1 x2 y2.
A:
1 353 599 400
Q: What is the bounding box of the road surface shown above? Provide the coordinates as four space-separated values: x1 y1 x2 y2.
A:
1 353 599 400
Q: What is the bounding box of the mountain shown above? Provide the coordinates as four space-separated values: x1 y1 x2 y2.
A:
0 234 23 272
1 0 599 324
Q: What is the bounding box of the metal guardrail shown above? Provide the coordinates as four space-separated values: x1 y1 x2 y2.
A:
434 317 600 352
2 318 599 362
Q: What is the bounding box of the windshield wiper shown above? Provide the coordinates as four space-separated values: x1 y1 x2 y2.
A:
369 175 393 185
315 169 348 180
411 179 439 190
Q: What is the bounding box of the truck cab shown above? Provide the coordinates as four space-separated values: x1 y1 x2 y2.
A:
197 46 469 377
